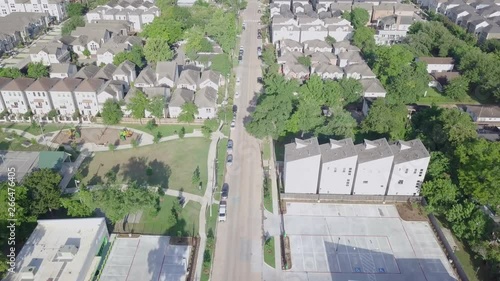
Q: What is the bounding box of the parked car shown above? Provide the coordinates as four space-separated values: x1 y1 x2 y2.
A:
227 139 233 153
235 91 240 98
233 105 238 113
238 55 243 63
227 154 233 165
221 183 229 199
242 23 246 30
236 77 240 85
257 34 262 39
230 121 236 130
257 77 263 84
219 201 227 222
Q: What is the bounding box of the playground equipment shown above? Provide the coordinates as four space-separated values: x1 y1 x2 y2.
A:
67 128 76 139
120 128 133 140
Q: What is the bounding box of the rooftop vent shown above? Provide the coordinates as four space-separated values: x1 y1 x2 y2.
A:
20 266 36 280
56 245 78 261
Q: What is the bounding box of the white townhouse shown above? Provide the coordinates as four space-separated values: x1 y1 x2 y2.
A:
143 87 169 118
25 77 60 115
318 138 358 195
156 61 179 88
97 80 126 112
74 78 105 116
49 78 82 116
50 63 77 78
112 60 136 87
0 0 67 21
344 63 377 80
466 105 500 123
386 139 430 196
168 88 195 118
361 78 387 98
1 78 35 114
0 78 12 112
283 137 322 194
417 57 455 73
29 41 70 66
177 69 200 91
194 87 217 119
198 70 222 91
352 139 395 195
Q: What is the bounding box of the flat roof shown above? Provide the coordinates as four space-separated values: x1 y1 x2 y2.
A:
283 203 457 281
3 218 107 281
99 235 190 281
0 151 40 182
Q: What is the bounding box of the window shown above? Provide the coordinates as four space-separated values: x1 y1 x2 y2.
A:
348 168 352 176
206 108 211 113
43 4 48 8
363 181 368 184
333 168 337 172
398 180 404 184
342 168 346 173
419 169 424 177
414 169 417 174
405 168 408 174
2 9 6 14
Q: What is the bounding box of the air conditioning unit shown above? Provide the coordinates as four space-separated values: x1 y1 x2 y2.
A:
20 266 36 280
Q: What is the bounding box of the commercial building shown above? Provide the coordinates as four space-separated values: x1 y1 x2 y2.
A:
283 137 430 196
3 218 109 281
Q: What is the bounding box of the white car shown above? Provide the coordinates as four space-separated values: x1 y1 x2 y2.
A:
235 91 240 98
230 121 236 129
219 201 227 222
236 77 240 85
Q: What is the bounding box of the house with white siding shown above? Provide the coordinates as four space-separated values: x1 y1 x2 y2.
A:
156 61 179 88
284 137 322 194
337 51 364 67
168 88 195 118
417 57 455 73
112 60 136 87
352 139 394 195
361 78 387 97
386 139 430 196
49 78 82 116
194 87 217 119
199 70 222 91
466 105 500 123
177 69 200 91
97 80 126 112
318 138 358 194
0 78 13 112
25 77 59 115
311 63 344 80
333 41 361 55
144 87 170 118
344 63 377 80
135 66 156 88
50 63 77 78
29 41 70 66
1 78 35 114
74 78 105 116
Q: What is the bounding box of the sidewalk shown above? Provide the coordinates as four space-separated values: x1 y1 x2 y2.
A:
194 130 223 281
59 149 91 191
2 128 59 149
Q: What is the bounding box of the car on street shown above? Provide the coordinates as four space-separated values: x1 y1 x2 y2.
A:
238 55 243 63
226 154 233 165
242 23 246 30
257 34 262 39
235 91 240 98
236 77 240 85
227 139 233 153
258 9 261 13
221 183 229 200
233 104 238 113
218 201 227 222
257 77 263 84
230 121 236 130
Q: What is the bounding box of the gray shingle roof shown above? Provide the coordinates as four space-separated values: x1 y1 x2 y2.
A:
390 139 430 164
135 66 156 85
2 78 35 91
75 78 105 92
177 69 200 87
50 78 83 92
25 78 60 92
344 63 376 77
94 64 118 80
169 88 195 107
194 87 217 108
319 138 357 162
285 137 321 162
156 61 178 82
355 138 394 164
361 79 386 93
51 63 74 74
0 78 13 90
113 60 136 76
144 87 169 99
303 39 332 49
200 70 220 85
73 65 100 79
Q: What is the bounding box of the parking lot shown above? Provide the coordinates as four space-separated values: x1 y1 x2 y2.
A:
282 203 457 281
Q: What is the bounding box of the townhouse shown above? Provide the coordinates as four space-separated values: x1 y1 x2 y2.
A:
0 0 67 21
466 104 500 124
283 137 431 196
0 12 50 56
49 78 82 116
29 41 70 66
0 78 12 112
374 15 418 45
0 78 35 114
417 57 455 73
24 77 59 115
50 63 77 78
168 88 195 118
73 78 105 116
96 35 142 65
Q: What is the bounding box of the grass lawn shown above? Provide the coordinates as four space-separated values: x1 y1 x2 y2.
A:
81 138 210 195
262 139 271 161
263 173 273 213
0 123 70 136
264 237 276 268
216 138 228 195
0 130 49 151
125 124 201 138
417 88 479 105
139 194 201 236
202 203 219 281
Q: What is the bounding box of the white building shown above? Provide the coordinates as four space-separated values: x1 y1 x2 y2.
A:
3 218 108 281
1 78 35 114
466 105 500 123
352 139 394 195
29 41 70 66
24 77 59 115
0 0 67 21
49 78 82 116
74 78 105 116
318 138 358 194
283 137 322 194
194 87 217 119
417 57 455 73
168 88 194 118
386 139 430 196
50 63 77 78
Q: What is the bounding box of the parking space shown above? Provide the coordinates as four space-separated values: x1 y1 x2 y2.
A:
283 203 457 281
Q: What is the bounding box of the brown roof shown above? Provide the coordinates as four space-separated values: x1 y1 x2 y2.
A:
418 57 454 65
25 78 61 92
0 77 13 90
2 78 35 91
51 78 83 92
430 71 461 85
467 105 500 118
75 78 105 93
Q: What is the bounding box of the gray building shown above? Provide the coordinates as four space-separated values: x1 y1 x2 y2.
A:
284 137 322 194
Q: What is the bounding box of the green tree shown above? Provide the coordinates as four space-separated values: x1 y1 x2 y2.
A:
339 78 363 105
297 56 311 68
101 99 123 125
67 3 85 17
315 109 357 139
0 183 32 223
82 48 91 58
192 166 201 186
372 45 415 85
352 26 375 51
26 62 49 78
178 102 198 123
141 17 184 44
443 76 470 101
23 169 62 215
426 151 450 180
147 96 166 120
325 35 336 45
0 67 22 78
446 201 488 241
185 26 213 57
361 99 408 140
421 178 457 215
62 16 85 36
201 118 219 138
127 90 149 123
113 46 145 68
144 38 174 63
345 8 370 29
205 9 238 53
211 54 232 76
60 197 94 217
287 98 323 136
178 126 186 138
386 62 429 105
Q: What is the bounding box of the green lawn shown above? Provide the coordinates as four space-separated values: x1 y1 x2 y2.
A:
0 123 70 136
81 138 210 195
125 124 202 138
263 173 273 213
0 130 49 151
202 203 219 281
417 88 479 105
216 138 228 196
264 237 276 268
138 194 201 236
262 139 271 161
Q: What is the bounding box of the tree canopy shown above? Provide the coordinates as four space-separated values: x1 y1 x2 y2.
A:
361 99 409 140
144 38 174 63
27 62 49 79
23 169 62 215
178 102 198 123
342 8 370 29
101 99 123 125
113 46 145 68
127 90 149 120
0 67 22 78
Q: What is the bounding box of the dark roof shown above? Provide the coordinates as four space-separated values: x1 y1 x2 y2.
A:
418 57 454 64
284 137 321 162
319 138 357 162
38 151 70 170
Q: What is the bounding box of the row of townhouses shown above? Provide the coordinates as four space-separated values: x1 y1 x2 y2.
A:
276 39 387 97
421 0 500 42
0 12 50 56
284 137 430 196
0 60 223 119
271 0 420 45
86 0 160 32
0 0 66 21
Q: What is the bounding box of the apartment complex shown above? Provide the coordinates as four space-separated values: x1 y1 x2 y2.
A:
283 137 430 196
0 0 67 21
0 12 50 56
3 218 108 281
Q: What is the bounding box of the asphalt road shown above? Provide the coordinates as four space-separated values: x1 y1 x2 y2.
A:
210 0 265 280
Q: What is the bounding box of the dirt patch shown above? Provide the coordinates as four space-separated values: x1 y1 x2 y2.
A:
396 202 428 221
53 127 140 146
170 236 194 246
282 235 292 270
116 233 141 238
280 200 287 214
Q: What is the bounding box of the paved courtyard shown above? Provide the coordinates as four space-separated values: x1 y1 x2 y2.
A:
99 235 190 281
283 203 457 281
